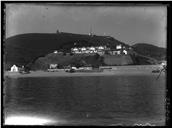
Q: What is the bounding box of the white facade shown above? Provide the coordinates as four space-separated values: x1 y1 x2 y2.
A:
71 67 77 70
71 46 105 54
90 47 95 51
161 61 167 66
81 47 86 51
116 45 122 49
84 50 90 53
75 51 81 54
54 50 58 54
10 65 19 72
111 51 119 55
50 64 58 69
123 50 127 54
72 48 78 51
109 50 121 55
117 51 121 54
97 46 104 50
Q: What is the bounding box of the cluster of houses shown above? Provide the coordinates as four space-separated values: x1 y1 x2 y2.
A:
71 46 106 55
8 44 130 73
71 44 128 55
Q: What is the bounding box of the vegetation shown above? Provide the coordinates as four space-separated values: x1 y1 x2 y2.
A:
30 53 104 70
5 33 166 70
5 32 126 69
132 43 166 61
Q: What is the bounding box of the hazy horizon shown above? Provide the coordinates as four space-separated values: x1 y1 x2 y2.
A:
6 4 167 48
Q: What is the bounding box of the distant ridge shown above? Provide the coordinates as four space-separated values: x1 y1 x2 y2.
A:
132 43 166 61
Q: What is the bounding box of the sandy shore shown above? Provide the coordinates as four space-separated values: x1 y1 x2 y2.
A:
4 65 164 78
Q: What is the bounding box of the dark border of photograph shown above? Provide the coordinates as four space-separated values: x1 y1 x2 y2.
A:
1 1 171 127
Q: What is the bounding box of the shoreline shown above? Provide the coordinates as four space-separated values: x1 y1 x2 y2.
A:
4 65 165 78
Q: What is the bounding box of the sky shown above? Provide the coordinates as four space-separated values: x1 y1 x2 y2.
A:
6 4 167 48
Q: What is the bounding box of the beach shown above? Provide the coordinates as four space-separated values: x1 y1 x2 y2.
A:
4 65 164 78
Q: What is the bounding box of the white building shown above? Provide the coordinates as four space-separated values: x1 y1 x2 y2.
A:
116 45 122 49
71 67 77 70
72 48 78 51
161 61 167 66
81 47 86 51
71 46 105 54
71 48 78 53
49 64 58 69
111 51 121 55
97 46 104 50
75 51 82 54
90 47 95 51
54 50 58 54
84 50 90 54
10 65 19 72
123 50 127 55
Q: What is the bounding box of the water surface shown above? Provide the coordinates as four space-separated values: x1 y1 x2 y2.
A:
4 73 166 125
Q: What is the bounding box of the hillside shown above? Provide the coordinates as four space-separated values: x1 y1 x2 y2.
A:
132 43 166 61
30 52 138 70
4 32 129 69
103 55 133 66
4 32 165 70
30 53 104 71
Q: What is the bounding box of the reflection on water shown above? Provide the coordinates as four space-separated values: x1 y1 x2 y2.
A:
4 75 166 125
5 115 57 125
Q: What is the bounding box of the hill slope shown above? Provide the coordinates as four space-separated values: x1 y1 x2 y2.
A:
4 32 129 69
132 43 166 61
4 33 166 70
31 53 104 71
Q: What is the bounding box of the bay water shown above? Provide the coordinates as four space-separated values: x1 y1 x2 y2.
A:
4 74 166 125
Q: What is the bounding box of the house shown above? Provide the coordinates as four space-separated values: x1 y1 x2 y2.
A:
97 46 104 50
116 45 122 49
81 47 86 51
90 47 95 51
113 51 120 55
71 46 106 54
54 50 59 54
71 67 77 70
71 47 79 53
161 60 167 66
97 51 105 56
123 50 127 55
72 47 78 51
10 65 19 72
49 64 58 69
84 50 90 54
74 51 81 54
